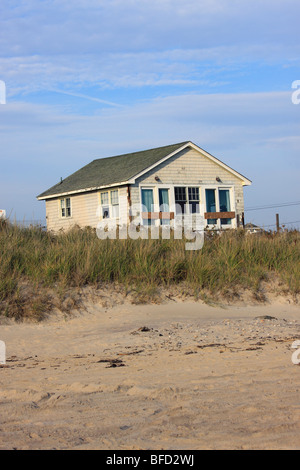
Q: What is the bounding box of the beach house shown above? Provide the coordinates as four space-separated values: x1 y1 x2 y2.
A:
37 141 251 232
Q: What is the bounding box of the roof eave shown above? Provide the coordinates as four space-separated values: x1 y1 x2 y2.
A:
37 180 131 200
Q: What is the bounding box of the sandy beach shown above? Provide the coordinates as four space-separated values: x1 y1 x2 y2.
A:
0 297 299 450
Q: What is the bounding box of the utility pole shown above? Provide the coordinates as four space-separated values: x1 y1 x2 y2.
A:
276 213 280 232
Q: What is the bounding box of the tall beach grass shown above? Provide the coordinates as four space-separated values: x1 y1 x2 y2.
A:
0 219 299 320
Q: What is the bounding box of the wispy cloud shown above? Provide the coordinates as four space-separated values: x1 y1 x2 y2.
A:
48 89 124 107
1 0 300 101
2 0 299 55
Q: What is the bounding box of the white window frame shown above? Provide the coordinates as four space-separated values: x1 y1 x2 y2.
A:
137 183 236 229
140 186 156 226
174 186 201 215
202 186 236 229
99 189 120 220
100 191 110 219
139 184 202 226
60 197 72 218
110 190 120 219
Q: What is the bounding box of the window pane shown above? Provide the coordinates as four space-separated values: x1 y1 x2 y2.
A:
141 189 154 212
174 187 186 201
61 199 65 217
159 189 169 211
188 187 199 201
141 189 154 225
60 198 71 217
111 190 119 205
112 204 119 218
188 187 199 214
102 207 110 219
219 189 230 212
159 189 170 225
219 189 231 225
174 187 186 214
101 192 109 205
190 202 199 214
205 189 217 224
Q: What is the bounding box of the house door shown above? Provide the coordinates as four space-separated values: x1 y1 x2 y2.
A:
158 188 170 225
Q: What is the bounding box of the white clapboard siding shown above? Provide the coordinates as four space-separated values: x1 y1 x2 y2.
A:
46 186 129 232
46 191 99 232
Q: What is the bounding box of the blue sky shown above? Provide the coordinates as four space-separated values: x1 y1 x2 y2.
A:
0 0 299 228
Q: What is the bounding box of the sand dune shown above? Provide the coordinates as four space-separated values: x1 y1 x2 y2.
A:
0 299 299 450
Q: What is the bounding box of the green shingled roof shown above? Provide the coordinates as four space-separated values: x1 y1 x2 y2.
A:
37 142 189 199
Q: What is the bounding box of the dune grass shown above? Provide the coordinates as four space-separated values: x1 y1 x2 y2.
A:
0 219 299 320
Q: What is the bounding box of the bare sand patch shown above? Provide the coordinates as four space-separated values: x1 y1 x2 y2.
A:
0 298 299 450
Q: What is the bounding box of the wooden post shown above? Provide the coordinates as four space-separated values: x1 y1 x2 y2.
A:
241 212 245 229
236 214 240 228
276 213 280 232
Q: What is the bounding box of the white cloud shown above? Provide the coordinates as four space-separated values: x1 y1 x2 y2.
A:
1 0 300 55
1 0 299 99
2 43 299 99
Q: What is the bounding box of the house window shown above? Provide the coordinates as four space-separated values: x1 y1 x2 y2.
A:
174 187 187 214
110 190 119 218
100 189 120 219
205 189 217 225
219 189 231 225
159 188 170 225
101 192 110 219
205 188 233 226
175 187 200 214
188 187 200 214
141 188 154 225
60 197 71 218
